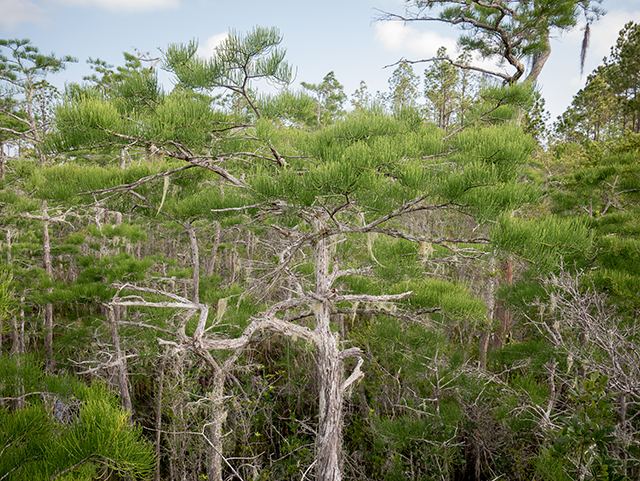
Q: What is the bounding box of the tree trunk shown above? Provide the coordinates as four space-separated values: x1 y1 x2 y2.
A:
316 319 344 481
185 222 200 303
493 259 513 349
479 258 497 370
168 352 187 481
544 358 558 425
42 201 55 371
107 304 133 413
11 299 25 355
204 223 221 277
206 368 227 481
154 352 167 481
195 348 238 481
1 141 5 181
120 147 128 169
526 34 551 83
313 219 344 481
478 331 491 371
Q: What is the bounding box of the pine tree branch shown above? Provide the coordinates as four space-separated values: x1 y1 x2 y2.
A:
328 225 490 251
50 452 98 479
96 126 247 187
210 202 264 213
0 455 44 481
80 165 196 197
328 267 372 287
333 292 414 304
386 56 512 83
111 283 318 353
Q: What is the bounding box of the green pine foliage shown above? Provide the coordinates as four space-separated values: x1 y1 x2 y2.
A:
0 355 155 480
494 214 594 271
5 22 640 481
547 141 640 312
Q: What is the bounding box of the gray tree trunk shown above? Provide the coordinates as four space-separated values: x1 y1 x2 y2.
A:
313 218 344 481
154 352 167 481
107 304 132 413
206 367 227 481
1 141 5 181
11 298 25 355
526 35 552 83
204 223 221 277
42 201 55 371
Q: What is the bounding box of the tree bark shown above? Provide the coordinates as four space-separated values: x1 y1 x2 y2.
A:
204 223 221 277
195 348 238 481
479 257 497 370
107 304 133 413
153 351 167 481
493 259 513 349
168 352 187 481
478 331 491 371
313 217 344 481
11 298 25 355
206 367 227 481
185 222 200 303
120 147 128 169
42 201 55 371
1 141 5 181
526 34 552 83
183 222 227 481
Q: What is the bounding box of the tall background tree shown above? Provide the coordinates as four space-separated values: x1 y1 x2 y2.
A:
553 21 640 142
379 0 604 84
387 60 420 113
301 71 347 125
0 39 75 164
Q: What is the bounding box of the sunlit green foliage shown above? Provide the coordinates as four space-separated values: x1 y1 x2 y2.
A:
0 355 155 480
5 22 640 481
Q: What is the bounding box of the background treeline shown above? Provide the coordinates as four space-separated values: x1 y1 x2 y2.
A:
0 14 640 481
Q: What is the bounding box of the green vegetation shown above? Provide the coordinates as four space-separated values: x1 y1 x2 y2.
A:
1 13 640 481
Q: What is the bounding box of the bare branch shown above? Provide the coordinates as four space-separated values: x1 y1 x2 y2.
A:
80 165 196 197
341 357 364 392
385 56 512 83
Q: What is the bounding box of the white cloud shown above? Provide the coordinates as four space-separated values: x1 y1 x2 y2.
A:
196 33 228 59
53 0 180 13
374 21 457 58
374 21 512 76
0 0 47 30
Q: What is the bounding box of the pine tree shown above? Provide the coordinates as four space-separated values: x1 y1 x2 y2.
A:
49 36 544 480
554 68 619 143
604 21 640 133
380 0 605 84
350 80 373 112
424 46 460 130
0 39 76 164
301 71 347 125
387 61 420 114
0 354 155 480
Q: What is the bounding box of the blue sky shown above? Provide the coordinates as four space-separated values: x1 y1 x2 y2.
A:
1 0 639 122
